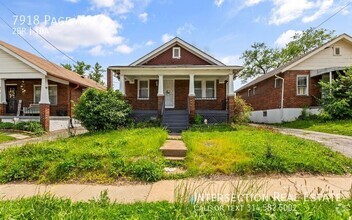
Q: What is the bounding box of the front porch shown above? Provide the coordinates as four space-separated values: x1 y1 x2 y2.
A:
0 77 72 131
108 67 238 126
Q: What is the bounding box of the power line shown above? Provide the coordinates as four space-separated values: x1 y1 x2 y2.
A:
0 16 57 67
314 1 352 29
0 1 78 64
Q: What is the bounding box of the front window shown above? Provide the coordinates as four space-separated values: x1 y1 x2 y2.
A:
205 81 215 98
34 85 58 105
138 80 149 99
297 75 308 96
194 80 216 99
194 81 202 98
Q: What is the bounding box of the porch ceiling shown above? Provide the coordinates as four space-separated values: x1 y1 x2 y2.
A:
310 67 346 77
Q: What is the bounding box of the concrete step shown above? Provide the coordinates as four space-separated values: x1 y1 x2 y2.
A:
160 140 187 158
165 156 185 161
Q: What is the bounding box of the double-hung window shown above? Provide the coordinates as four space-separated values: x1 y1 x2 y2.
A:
34 85 58 105
194 81 202 98
297 75 309 96
138 80 149 99
194 80 216 99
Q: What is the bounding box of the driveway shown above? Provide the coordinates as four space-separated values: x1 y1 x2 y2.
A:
252 124 352 158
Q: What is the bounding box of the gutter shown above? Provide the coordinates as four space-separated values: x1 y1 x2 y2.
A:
275 74 285 122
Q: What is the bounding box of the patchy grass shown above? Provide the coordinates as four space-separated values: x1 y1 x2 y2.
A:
182 125 352 176
0 132 15 144
0 195 351 219
278 119 352 136
0 128 168 183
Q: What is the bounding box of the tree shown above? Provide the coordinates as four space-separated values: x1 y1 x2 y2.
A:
61 63 73 71
89 62 105 85
240 43 281 81
319 67 352 120
74 89 131 131
239 28 335 82
73 61 91 76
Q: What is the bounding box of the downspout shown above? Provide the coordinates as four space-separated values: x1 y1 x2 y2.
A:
275 74 285 122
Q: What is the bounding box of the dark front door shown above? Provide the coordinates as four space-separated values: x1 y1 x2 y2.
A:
6 86 17 114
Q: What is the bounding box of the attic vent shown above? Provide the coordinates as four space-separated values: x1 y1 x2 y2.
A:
334 47 341 56
172 47 181 59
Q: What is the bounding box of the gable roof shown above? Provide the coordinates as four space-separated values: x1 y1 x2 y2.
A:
0 40 105 90
235 33 352 92
130 37 225 66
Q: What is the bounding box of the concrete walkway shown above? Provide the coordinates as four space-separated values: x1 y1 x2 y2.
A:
0 128 87 151
0 175 351 203
252 124 352 158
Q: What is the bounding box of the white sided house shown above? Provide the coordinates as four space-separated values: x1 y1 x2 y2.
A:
236 33 352 123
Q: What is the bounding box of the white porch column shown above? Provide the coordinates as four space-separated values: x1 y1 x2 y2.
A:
157 75 164 96
329 71 333 85
39 77 50 104
228 74 234 96
119 74 125 96
189 74 195 96
0 79 7 104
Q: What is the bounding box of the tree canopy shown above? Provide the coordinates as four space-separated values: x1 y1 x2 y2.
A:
62 61 105 85
239 28 335 82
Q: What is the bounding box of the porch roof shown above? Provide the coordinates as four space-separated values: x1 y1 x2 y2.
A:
108 65 243 76
0 41 105 90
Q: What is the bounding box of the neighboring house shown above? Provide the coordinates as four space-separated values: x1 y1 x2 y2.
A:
107 37 242 132
0 40 105 131
235 33 352 123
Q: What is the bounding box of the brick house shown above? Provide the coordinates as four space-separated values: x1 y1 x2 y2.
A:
0 40 105 131
107 37 242 132
235 33 352 123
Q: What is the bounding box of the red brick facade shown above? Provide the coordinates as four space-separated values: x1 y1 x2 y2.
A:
125 80 227 111
142 44 212 65
0 79 85 116
238 70 322 110
40 104 50 131
227 96 235 121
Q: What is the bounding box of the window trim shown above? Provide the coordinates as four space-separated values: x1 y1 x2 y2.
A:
253 86 257 95
333 47 341 56
247 89 251 97
172 47 181 59
137 80 150 100
274 78 282 88
296 75 309 96
194 79 217 100
33 85 58 105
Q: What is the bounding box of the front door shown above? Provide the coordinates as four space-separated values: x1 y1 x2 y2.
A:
164 80 174 109
6 86 17 114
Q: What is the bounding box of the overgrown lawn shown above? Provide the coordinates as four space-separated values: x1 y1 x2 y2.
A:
0 128 168 183
0 133 15 144
0 195 351 219
279 120 352 136
182 125 352 175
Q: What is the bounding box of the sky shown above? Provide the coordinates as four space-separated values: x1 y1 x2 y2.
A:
0 0 351 89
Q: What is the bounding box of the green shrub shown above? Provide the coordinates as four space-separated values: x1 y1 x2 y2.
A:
0 121 44 135
232 97 253 124
14 121 44 135
193 114 203 125
0 122 14 129
135 119 162 128
74 89 132 132
319 67 352 119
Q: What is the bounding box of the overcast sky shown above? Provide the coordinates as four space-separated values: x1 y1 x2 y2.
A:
0 0 351 89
